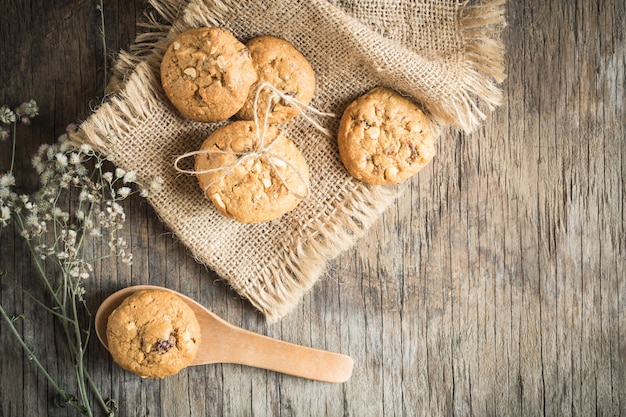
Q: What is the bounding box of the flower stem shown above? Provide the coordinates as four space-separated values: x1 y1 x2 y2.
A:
10 121 17 173
71 292 93 417
97 0 108 97
14 214 65 310
10 214 98 417
86 370 115 416
0 304 85 414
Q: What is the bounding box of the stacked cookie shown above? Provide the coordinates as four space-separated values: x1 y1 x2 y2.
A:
161 28 315 223
162 27 436 224
194 121 310 224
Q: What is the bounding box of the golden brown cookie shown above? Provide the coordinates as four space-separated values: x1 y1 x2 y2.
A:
195 120 309 223
236 35 316 124
160 27 258 123
106 290 201 378
337 87 436 185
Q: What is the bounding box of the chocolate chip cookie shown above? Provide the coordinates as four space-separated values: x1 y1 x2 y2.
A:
337 87 436 185
195 120 309 223
236 35 316 124
160 27 258 122
106 289 201 378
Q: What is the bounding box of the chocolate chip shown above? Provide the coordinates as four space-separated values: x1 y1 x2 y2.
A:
407 142 419 163
152 333 176 354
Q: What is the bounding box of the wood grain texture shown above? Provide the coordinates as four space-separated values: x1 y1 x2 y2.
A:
1 0 624 416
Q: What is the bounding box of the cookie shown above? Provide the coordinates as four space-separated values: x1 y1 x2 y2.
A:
195 120 309 223
106 289 201 378
160 27 258 123
337 87 436 185
236 36 316 124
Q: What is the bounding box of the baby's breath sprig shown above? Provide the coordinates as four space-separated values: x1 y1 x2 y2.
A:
0 102 162 417
1 99 38 174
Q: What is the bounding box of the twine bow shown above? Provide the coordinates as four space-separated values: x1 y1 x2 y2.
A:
174 82 335 200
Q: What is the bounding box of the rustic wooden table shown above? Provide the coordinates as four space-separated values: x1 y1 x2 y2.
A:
1 1 624 416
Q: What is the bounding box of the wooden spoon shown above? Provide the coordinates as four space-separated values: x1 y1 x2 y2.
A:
94 285 354 383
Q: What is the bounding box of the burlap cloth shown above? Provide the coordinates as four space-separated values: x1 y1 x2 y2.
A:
72 0 506 321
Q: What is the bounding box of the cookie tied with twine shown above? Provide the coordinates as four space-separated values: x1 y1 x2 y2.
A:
184 120 310 223
174 81 334 223
237 35 317 124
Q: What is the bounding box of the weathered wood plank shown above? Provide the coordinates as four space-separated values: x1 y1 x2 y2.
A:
1 0 624 416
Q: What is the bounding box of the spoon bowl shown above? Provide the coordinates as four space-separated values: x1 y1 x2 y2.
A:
95 285 353 383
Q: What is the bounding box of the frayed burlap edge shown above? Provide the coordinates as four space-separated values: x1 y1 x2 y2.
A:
71 0 507 321
108 0 507 133
455 0 508 130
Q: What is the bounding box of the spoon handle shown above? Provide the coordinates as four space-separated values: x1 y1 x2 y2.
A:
207 324 354 383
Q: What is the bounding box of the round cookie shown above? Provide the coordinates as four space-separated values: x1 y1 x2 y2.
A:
160 27 258 122
106 289 201 378
236 35 316 124
195 120 309 223
337 87 436 185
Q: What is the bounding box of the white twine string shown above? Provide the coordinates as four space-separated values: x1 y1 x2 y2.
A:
174 82 334 200
253 81 336 137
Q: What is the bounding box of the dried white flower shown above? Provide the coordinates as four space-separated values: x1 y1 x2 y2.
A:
45 145 55 160
55 152 68 168
59 173 72 189
117 187 131 198
26 213 40 228
114 167 125 178
111 202 124 215
66 229 77 245
0 173 15 187
0 105 17 124
69 152 81 166
0 205 11 226
32 155 45 173
151 176 164 191
122 253 133 265
79 190 89 202
52 207 65 218
75 164 87 177
122 170 137 184
59 140 72 153
74 286 86 300
15 100 38 118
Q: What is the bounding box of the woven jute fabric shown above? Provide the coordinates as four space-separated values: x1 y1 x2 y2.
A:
72 0 506 321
